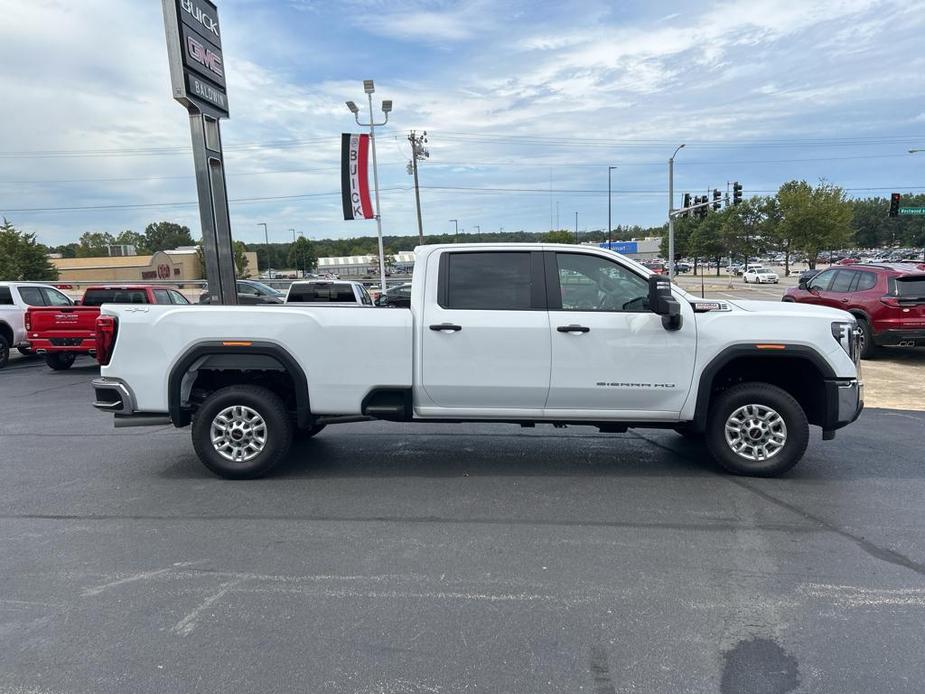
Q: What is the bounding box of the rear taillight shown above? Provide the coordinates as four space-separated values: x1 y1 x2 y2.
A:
880 296 901 308
95 315 118 366
24 312 31 331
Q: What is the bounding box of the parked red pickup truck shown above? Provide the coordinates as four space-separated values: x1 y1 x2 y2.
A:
26 285 190 369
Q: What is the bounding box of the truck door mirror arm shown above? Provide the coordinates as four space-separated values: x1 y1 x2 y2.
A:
647 275 683 331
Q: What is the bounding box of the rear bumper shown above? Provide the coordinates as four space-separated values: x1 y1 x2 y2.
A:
91 378 136 413
30 336 95 354
874 328 925 347
822 378 864 435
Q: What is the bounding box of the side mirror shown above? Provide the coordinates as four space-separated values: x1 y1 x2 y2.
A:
647 275 682 331
73 299 81 306
798 279 808 290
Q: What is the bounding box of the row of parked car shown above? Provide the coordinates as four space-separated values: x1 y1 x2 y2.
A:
0 279 414 370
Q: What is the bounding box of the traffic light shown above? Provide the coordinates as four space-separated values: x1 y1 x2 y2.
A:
732 181 743 205
889 192 901 218
682 193 691 218
697 196 707 219
712 188 722 211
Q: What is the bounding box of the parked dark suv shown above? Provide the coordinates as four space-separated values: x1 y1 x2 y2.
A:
783 263 925 357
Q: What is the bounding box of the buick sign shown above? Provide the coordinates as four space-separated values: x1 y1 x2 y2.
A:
163 0 228 116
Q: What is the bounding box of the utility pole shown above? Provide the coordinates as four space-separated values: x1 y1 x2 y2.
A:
408 130 429 245
608 166 617 248
258 222 269 276
449 219 458 243
289 228 296 242
556 202 559 229
575 211 579 244
667 144 685 280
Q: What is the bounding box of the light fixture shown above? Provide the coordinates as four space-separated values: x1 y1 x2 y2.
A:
345 101 359 114
363 79 375 94
381 100 392 113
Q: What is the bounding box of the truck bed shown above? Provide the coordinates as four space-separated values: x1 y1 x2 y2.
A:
101 304 413 414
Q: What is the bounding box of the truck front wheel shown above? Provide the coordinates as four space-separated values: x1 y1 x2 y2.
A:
46 353 76 370
191 385 293 480
705 382 808 477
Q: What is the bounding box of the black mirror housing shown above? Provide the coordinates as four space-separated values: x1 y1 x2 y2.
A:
647 275 683 331
798 279 808 290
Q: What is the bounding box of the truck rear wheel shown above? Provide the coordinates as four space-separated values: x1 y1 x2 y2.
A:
191 385 293 480
705 382 808 477
46 353 76 370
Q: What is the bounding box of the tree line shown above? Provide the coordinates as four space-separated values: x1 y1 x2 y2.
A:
1 181 923 281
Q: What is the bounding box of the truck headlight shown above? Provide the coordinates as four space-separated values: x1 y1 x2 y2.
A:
831 321 860 363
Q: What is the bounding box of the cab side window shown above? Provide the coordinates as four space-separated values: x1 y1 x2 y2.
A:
18 287 46 306
555 253 649 312
153 289 172 305
41 288 72 306
829 270 856 293
808 270 835 291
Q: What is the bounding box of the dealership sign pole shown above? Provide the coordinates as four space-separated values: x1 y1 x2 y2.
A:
162 0 237 304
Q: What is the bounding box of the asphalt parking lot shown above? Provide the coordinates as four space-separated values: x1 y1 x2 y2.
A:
1 353 924 694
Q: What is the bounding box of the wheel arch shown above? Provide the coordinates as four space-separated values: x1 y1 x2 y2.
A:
692 344 836 432
168 340 311 428
0 320 13 345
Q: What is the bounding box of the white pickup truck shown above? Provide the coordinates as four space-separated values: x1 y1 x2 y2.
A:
91 244 863 479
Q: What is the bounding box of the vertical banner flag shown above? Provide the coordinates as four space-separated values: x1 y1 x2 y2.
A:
341 133 374 220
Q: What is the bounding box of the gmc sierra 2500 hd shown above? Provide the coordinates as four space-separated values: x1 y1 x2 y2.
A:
91 244 863 479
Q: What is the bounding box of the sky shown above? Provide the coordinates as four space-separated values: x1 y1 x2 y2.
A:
0 0 924 248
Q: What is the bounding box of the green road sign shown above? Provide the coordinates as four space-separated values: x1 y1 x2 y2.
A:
899 207 925 216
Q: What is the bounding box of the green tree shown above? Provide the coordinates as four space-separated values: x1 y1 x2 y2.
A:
544 229 575 244
143 221 194 253
76 231 115 257
114 230 147 253
233 240 251 278
777 180 854 268
688 213 726 276
286 237 317 275
0 219 59 281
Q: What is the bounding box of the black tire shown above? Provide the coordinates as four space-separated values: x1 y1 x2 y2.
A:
295 423 326 439
46 352 76 370
0 334 9 370
704 382 809 477
857 318 880 360
191 385 293 479
781 297 795 303
17 345 34 356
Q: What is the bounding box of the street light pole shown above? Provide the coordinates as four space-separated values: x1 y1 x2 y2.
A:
667 144 685 280
347 80 391 295
608 166 617 248
449 219 458 243
575 211 579 244
474 224 480 239
258 222 269 276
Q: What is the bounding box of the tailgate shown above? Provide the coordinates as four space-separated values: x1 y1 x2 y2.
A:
28 306 100 336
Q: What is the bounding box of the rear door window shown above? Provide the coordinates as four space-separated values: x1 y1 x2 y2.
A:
829 270 856 293
0 287 13 305
18 287 46 306
855 272 878 292
443 252 534 310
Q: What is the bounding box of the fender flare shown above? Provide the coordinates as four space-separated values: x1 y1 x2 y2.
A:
167 340 311 428
692 344 836 431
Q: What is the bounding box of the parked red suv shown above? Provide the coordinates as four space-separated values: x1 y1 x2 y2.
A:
783 263 925 357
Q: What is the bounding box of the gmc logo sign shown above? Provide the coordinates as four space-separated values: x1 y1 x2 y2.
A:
187 36 223 77
180 0 220 39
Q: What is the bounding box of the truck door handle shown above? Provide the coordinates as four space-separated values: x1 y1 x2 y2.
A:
557 324 590 333
430 323 462 332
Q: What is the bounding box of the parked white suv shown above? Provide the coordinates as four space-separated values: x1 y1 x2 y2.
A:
0 282 74 368
92 244 862 480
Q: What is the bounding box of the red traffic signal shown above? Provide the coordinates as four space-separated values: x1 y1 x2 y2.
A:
889 193 901 217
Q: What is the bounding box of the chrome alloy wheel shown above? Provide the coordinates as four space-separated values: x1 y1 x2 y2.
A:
211 405 268 463
724 404 788 462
